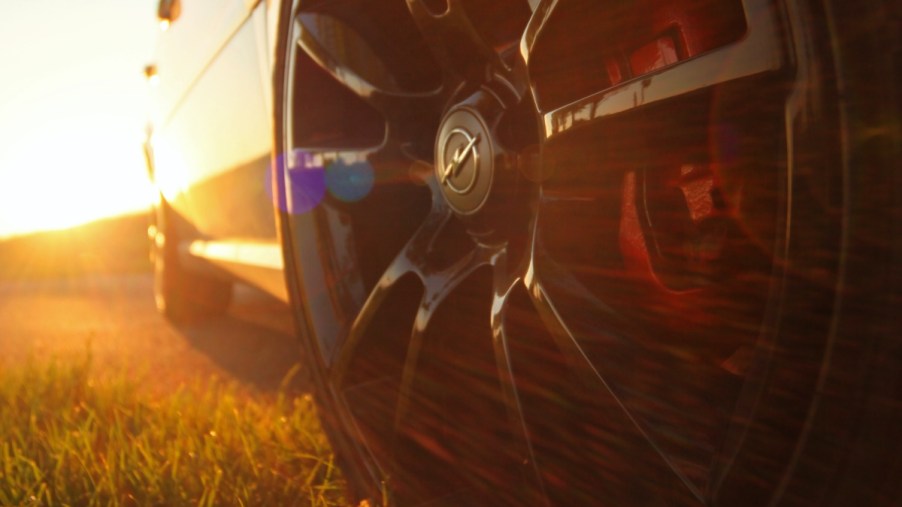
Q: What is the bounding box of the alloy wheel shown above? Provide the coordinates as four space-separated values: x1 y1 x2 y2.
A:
276 0 850 504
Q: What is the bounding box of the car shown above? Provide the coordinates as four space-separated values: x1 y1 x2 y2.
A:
144 0 900 505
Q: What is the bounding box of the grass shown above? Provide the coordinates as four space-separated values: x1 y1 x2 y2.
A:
0 353 346 506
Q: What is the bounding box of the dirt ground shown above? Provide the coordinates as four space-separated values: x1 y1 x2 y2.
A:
0 272 308 397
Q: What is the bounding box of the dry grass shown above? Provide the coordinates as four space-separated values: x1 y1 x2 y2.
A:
0 353 346 506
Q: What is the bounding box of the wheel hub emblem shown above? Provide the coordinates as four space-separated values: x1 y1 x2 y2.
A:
440 128 480 194
435 105 494 215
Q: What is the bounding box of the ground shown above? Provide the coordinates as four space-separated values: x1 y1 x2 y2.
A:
0 215 307 398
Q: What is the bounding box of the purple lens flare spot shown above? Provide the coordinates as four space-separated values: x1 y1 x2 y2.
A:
286 149 326 214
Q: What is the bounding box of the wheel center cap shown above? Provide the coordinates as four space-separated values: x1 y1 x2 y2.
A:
436 107 494 215
440 128 480 194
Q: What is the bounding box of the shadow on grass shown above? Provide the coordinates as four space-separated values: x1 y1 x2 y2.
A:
170 285 310 395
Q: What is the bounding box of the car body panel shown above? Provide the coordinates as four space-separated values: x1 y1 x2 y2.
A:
148 0 285 299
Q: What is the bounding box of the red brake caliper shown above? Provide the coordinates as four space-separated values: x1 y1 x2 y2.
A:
620 163 730 287
612 0 746 291
609 0 759 376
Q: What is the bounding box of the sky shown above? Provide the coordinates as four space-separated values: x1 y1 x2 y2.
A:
0 0 159 238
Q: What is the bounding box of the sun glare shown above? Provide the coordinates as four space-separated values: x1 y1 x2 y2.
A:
0 120 152 238
0 0 159 240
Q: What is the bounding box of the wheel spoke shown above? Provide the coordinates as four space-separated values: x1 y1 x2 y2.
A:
406 0 505 79
329 204 451 385
490 269 550 505
405 0 529 102
525 257 708 503
293 13 443 122
537 0 784 140
329 154 496 382
393 242 500 432
526 253 635 385
509 198 708 501
520 0 558 66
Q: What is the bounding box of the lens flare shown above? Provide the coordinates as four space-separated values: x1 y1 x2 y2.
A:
285 149 325 214
325 159 374 203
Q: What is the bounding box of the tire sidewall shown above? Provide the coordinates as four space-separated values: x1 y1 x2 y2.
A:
271 1 384 503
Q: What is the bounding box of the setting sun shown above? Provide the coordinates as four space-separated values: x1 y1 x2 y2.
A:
0 0 158 238
0 120 153 236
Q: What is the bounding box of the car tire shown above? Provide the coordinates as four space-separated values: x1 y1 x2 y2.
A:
151 197 232 323
274 0 900 505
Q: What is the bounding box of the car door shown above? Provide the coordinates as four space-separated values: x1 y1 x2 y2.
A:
149 0 275 244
